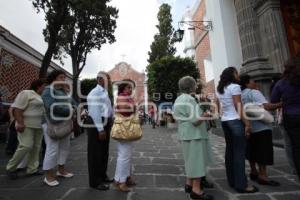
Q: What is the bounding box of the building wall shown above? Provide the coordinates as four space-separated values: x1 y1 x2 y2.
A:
108 62 145 104
205 0 243 91
0 25 72 103
0 49 39 102
192 0 215 96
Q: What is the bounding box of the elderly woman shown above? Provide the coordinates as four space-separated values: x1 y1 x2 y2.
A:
173 76 213 200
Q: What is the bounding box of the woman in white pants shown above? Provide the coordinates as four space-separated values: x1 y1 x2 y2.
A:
41 70 75 186
114 80 137 192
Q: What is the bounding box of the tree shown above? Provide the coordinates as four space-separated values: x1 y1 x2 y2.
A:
80 78 97 98
147 56 200 102
31 0 69 78
80 78 113 104
55 0 118 100
147 3 176 63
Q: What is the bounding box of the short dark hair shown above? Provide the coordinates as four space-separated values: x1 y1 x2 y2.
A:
118 79 135 95
47 70 66 84
30 79 46 92
239 75 251 91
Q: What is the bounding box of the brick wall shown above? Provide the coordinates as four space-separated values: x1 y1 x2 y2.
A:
0 49 39 103
108 62 145 104
193 0 215 96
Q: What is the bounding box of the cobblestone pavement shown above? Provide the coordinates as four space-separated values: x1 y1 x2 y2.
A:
0 125 299 200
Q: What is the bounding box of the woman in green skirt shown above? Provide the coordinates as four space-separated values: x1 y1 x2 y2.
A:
173 76 214 200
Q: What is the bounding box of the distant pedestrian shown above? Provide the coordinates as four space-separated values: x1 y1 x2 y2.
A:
216 67 258 193
6 79 46 180
149 106 156 128
240 74 281 186
271 60 300 181
86 72 114 191
173 76 214 200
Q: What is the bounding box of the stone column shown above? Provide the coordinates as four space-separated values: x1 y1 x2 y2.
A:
253 0 290 74
234 0 274 79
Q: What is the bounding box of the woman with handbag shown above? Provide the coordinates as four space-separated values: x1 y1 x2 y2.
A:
42 70 75 187
6 79 46 179
113 79 139 192
240 75 281 186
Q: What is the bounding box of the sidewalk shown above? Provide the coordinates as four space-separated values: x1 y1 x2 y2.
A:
0 125 299 200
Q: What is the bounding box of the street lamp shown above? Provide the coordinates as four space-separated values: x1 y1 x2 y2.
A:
173 20 213 42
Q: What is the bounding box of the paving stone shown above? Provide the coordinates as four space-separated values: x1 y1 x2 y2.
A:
134 175 155 187
159 149 182 154
237 194 272 200
132 157 152 165
0 174 40 189
250 177 300 193
0 125 300 200
143 152 176 158
0 188 69 200
208 168 227 179
272 165 297 175
152 158 184 165
131 189 186 200
63 188 128 200
155 175 185 188
273 193 300 200
134 164 183 175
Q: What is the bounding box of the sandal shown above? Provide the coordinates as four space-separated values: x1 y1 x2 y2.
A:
190 191 214 200
126 177 137 187
236 185 259 193
184 184 192 193
257 178 280 186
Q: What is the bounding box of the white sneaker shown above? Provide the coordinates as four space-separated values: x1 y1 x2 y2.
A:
56 171 74 178
44 177 59 187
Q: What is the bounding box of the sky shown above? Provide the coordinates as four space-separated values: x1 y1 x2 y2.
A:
0 0 196 79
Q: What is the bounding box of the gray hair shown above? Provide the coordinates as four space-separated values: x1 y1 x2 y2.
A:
178 76 197 93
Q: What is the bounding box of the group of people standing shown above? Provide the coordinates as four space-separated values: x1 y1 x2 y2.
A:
5 70 139 192
216 61 300 194
6 70 76 185
86 72 137 192
173 60 300 200
4 60 300 198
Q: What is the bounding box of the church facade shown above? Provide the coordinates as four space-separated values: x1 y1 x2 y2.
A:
181 0 299 97
107 62 146 106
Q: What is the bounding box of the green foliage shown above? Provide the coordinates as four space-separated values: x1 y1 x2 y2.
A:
80 78 97 98
32 0 118 100
147 56 200 102
80 78 113 104
56 0 118 77
148 3 176 63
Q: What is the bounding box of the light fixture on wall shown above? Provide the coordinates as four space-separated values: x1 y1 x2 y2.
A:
173 20 213 42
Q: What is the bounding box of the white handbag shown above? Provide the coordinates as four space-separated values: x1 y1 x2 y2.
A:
244 90 274 124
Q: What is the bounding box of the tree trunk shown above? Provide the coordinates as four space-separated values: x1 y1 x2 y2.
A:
72 57 80 103
39 38 57 78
